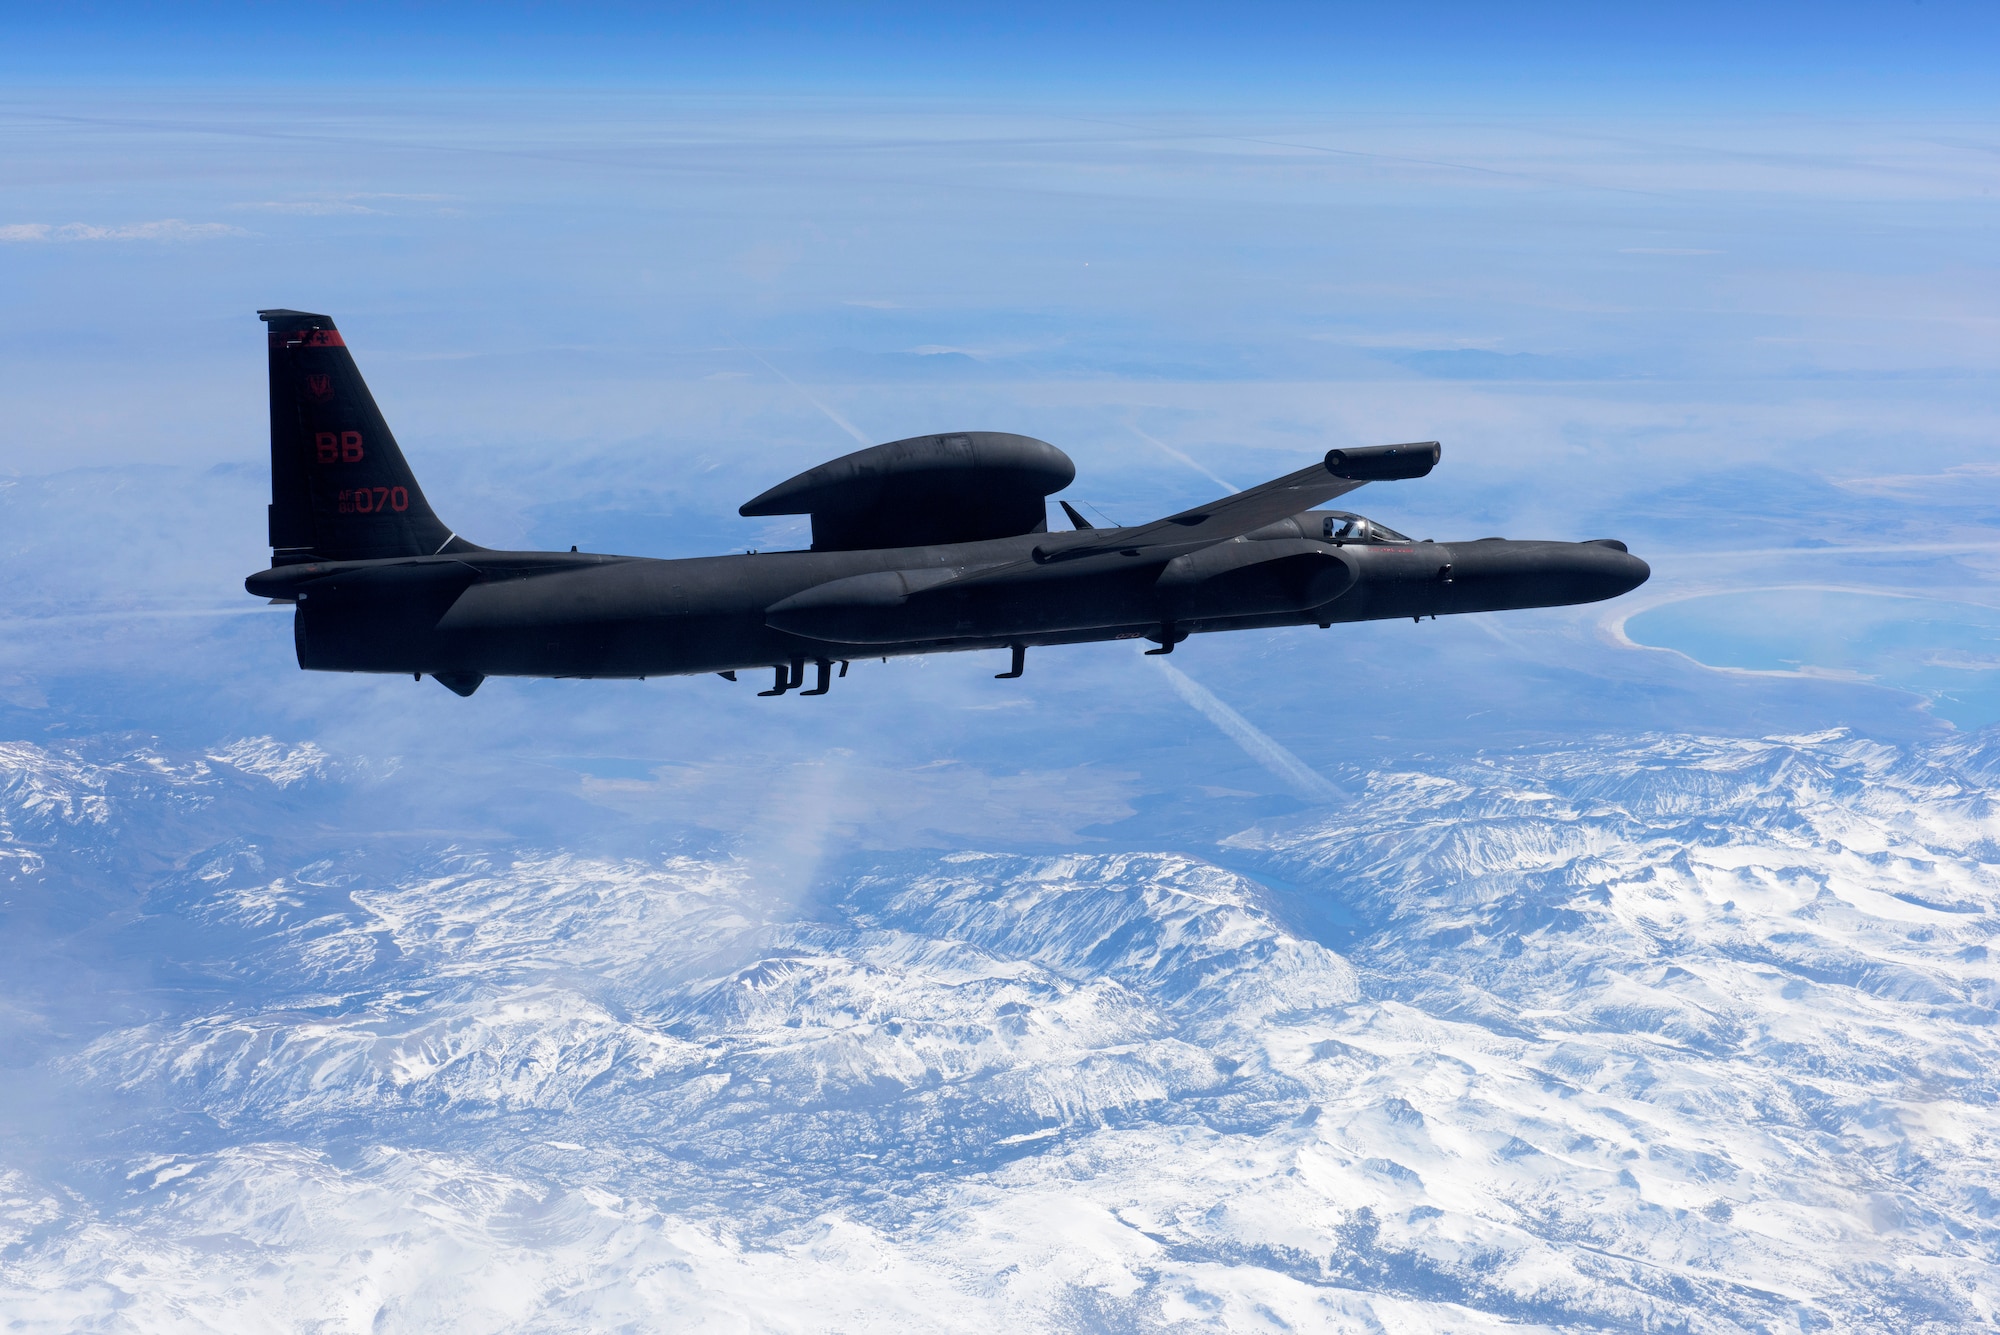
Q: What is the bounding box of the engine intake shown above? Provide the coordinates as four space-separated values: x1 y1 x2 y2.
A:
1156 539 1356 619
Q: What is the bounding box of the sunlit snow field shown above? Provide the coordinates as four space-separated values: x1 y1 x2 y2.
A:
2 91 1999 1331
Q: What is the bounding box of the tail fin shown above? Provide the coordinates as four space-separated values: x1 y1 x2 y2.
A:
258 309 473 564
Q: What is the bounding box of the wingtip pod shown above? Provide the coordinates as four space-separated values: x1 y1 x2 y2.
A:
1325 441 1440 481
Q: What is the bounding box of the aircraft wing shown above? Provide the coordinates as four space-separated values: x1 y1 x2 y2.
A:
954 440 1439 587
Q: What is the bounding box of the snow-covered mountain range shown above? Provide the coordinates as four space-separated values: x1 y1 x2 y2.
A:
1 725 1995 1331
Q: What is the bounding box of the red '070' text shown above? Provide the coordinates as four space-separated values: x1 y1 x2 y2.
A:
338 486 409 514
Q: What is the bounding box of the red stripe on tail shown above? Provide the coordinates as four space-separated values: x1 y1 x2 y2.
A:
269 328 346 349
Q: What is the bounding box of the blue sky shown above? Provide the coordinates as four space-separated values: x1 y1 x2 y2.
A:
7 2 2000 109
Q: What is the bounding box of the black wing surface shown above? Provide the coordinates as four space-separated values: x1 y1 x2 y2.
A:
953 441 1440 587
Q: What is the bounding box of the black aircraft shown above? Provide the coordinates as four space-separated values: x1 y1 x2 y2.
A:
245 309 1650 697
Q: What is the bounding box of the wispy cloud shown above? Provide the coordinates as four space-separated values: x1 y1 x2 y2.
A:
1834 461 2000 498
230 193 452 215
232 201 380 215
0 220 247 242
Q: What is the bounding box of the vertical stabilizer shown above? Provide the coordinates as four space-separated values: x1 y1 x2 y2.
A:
258 309 465 564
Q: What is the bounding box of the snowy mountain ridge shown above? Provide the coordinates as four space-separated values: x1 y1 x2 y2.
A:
0 728 1996 1330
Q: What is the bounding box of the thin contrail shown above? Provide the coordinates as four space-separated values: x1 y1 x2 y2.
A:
1153 658 1340 803
0 607 267 628
744 349 870 445
1126 424 1239 495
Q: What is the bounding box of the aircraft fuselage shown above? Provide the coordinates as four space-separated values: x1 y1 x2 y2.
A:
248 524 1648 685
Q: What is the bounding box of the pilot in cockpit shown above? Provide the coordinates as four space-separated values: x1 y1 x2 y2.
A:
1322 512 1412 544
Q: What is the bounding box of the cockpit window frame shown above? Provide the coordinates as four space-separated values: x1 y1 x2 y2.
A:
1321 511 1413 545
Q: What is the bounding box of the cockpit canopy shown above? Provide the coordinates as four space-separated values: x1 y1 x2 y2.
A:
1319 511 1412 544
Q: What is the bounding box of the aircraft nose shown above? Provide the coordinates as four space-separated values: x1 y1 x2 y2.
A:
1620 552 1650 593
1581 539 1649 597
